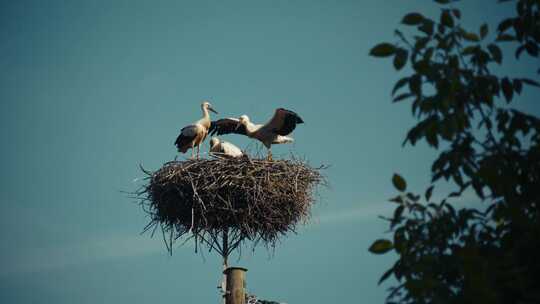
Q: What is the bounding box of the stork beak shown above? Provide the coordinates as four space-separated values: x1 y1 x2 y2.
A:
208 106 218 114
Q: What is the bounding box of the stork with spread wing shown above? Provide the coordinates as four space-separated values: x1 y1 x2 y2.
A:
209 108 303 159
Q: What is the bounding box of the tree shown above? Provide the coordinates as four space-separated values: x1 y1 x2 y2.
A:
368 0 540 303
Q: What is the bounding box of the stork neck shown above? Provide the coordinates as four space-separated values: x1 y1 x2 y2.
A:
244 121 258 135
201 107 210 121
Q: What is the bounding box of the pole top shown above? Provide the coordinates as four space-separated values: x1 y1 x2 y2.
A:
223 266 248 274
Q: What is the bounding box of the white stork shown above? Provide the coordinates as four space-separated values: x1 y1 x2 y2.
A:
209 108 304 159
174 100 218 159
209 137 243 158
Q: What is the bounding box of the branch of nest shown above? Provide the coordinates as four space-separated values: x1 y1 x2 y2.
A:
135 154 327 257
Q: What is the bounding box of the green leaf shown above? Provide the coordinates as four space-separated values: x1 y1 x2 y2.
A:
394 205 405 220
525 41 539 57
392 77 409 96
480 23 488 39
389 195 404 204
409 74 422 96
496 34 515 42
497 18 513 33
414 37 430 51
392 173 407 191
413 60 430 74
378 266 395 285
501 77 513 103
418 20 434 36
448 191 460 197
425 185 434 201
513 79 522 94
462 31 480 42
521 78 540 87
393 49 408 70
369 239 394 254
393 92 414 102
462 45 477 56
515 45 526 58
402 13 425 25
440 10 454 27
370 43 397 57
426 127 439 148
487 44 502 64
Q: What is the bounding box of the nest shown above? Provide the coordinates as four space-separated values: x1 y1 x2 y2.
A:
136 155 326 257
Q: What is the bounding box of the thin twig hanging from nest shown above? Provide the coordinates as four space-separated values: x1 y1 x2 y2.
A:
135 155 326 258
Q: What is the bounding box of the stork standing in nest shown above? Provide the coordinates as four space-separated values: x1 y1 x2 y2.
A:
209 108 304 160
174 101 218 159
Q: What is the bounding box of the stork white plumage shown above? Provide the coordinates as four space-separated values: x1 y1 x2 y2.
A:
209 137 243 158
209 108 304 160
174 101 218 159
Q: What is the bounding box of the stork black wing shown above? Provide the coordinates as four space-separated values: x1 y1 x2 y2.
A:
174 125 197 153
209 118 247 136
272 108 304 135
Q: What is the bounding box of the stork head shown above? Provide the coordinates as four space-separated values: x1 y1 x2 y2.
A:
238 115 250 124
236 115 250 130
209 137 220 148
201 100 218 114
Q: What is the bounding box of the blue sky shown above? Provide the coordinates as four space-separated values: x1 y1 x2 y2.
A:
1 1 538 303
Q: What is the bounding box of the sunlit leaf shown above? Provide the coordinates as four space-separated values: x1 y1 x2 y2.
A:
392 174 407 191
462 31 480 42
369 239 394 254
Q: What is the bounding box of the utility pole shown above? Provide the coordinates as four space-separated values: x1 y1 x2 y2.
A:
220 229 248 304
224 267 248 304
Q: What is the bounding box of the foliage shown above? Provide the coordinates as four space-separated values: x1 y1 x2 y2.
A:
369 0 540 303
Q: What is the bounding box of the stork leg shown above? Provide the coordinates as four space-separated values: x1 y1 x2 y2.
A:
196 145 200 160
191 143 195 159
266 149 273 161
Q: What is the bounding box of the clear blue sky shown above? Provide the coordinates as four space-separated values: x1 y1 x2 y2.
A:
1 1 538 303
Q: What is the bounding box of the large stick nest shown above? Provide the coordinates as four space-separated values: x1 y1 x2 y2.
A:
137 155 326 256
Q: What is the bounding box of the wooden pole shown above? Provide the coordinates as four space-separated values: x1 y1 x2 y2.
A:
221 230 229 304
223 229 229 268
223 267 248 304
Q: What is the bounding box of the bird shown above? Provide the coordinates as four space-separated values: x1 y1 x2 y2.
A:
174 101 218 159
209 108 304 160
209 137 243 158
